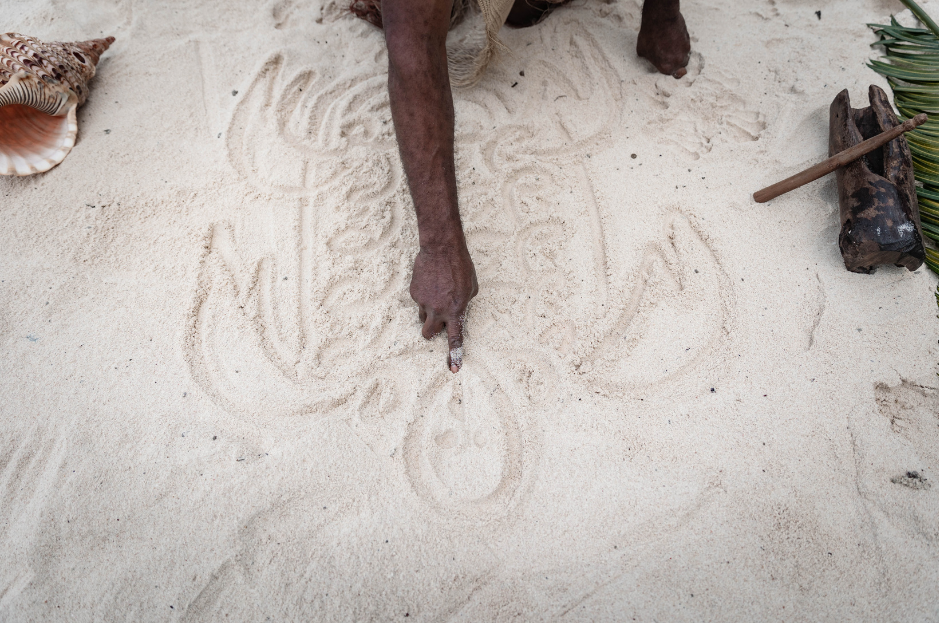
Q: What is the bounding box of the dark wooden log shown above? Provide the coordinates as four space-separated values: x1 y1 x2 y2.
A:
830 85 925 274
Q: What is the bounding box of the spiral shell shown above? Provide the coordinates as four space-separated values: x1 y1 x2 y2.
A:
0 33 114 176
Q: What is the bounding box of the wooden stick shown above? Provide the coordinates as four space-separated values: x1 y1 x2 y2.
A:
753 112 928 203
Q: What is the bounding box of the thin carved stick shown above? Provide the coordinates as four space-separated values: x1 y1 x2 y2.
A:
753 112 927 203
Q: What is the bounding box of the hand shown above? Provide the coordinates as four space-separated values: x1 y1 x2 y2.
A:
637 8 691 78
410 243 479 373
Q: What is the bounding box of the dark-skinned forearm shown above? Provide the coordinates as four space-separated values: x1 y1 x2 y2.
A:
382 0 478 373
383 2 466 251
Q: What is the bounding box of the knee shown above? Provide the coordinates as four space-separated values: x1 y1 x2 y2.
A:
382 0 451 69
385 27 448 80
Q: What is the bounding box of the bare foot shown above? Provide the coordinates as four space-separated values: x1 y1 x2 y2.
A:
350 0 383 28
637 1 691 78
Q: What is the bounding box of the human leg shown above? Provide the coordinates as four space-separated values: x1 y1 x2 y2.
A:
637 0 690 78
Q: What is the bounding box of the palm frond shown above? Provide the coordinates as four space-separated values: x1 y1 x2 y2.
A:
870 0 939 289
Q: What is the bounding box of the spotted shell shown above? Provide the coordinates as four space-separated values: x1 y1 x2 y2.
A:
0 33 114 176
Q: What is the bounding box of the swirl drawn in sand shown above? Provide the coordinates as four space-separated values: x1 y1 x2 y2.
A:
186 14 739 520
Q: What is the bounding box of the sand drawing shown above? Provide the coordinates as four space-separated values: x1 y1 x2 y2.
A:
402 359 542 522
186 12 738 519
574 212 733 394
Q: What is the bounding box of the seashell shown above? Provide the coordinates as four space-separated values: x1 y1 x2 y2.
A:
0 32 114 176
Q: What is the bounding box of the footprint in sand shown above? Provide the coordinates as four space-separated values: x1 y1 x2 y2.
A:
847 380 939 580
650 63 766 160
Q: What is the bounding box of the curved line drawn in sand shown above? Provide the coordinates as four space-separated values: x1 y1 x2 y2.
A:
402 357 543 523
462 159 609 350
187 51 415 420
227 54 394 196
451 17 736 394
185 221 359 419
573 212 734 394
184 191 416 421
458 17 625 165
806 272 826 351
196 18 626 400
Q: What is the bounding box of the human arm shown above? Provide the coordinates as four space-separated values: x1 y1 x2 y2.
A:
382 0 478 372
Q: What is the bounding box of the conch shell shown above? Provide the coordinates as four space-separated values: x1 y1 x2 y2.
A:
0 33 114 176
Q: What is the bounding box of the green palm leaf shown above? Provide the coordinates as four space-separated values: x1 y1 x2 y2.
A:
871 0 939 285
916 186 939 200
869 60 939 82
926 247 939 272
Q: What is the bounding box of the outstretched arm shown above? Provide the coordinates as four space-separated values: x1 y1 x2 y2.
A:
383 0 478 373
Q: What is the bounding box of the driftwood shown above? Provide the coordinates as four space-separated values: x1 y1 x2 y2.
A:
830 86 925 273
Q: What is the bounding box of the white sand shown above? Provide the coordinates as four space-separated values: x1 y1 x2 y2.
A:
2 0 939 619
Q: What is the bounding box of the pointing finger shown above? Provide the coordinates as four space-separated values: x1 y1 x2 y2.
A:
446 313 465 373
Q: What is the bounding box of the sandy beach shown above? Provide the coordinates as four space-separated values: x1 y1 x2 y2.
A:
2 0 938 619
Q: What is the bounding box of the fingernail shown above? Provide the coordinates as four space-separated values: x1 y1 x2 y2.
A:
449 346 464 371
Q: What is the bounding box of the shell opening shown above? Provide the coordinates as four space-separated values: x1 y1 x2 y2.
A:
0 103 76 176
